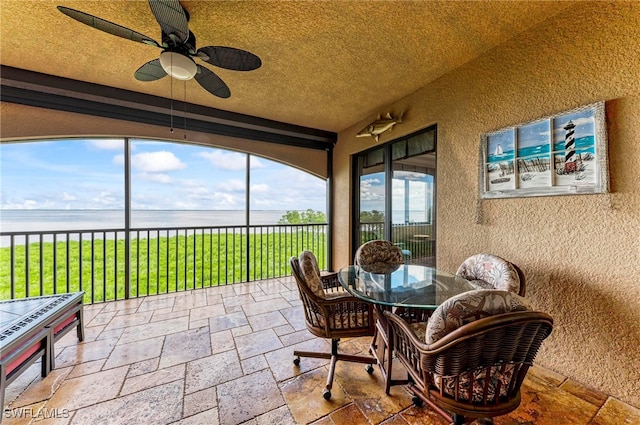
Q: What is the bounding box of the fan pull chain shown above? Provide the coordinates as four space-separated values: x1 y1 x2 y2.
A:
169 54 174 133
183 80 187 140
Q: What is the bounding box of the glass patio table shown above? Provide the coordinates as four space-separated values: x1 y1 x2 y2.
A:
337 264 476 392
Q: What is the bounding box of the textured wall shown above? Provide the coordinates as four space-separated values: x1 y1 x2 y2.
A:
0 103 328 178
334 2 640 405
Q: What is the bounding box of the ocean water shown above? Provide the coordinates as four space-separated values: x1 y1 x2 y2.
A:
0 210 291 233
488 135 595 163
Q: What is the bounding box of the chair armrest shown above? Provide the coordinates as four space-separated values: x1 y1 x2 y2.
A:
384 309 431 389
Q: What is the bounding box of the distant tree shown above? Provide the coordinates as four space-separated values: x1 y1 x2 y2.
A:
359 210 384 223
278 209 326 224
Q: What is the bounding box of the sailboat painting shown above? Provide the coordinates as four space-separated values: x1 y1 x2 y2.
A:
486 129 516 191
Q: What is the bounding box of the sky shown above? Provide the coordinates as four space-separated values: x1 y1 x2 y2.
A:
0 138 327 211
552 109 595 143
487 107 596 157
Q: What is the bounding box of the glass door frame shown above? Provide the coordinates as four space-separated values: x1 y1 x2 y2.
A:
351 124 437 262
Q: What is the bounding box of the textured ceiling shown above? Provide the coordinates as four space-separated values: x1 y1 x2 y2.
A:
0 1 573 133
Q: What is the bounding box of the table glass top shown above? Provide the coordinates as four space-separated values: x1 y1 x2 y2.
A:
338 264 476 309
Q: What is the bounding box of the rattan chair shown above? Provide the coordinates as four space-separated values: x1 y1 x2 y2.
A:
456 253 526 296
385 290 552 424
290 251 377 400
353 239 409 393
354 239 404 273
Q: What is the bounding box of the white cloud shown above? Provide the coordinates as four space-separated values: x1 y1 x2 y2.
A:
186 186 209 195
1 199 39 209
137 172 172 183
130 151 186 173
361 178 381 188
197 150 264 170
251 183 269 193
89 139 123 150
216 179 245 192
91 191 120 207
62 192 77 201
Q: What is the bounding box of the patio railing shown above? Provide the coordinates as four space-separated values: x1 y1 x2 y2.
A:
0 223 328 304
359 222 435 261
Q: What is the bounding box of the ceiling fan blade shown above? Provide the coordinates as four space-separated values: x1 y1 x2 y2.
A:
134 59 167 81
57 6 160 47
197 46 262 71
148 0 189 44
195 66 231 98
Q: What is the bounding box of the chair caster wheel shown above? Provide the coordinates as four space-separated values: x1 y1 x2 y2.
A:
412 395 423 407
322 388 331 400
365 364 374 374
293 358 300 366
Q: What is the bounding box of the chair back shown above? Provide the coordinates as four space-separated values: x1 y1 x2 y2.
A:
426 289 530 344
290 255 328 337
290 253 375 339
384 289 552 419
456 253 522 295
424 310 552 413
296 250 327 299
354 240 404 273
424 290 551 415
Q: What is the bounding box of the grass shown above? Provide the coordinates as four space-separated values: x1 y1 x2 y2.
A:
0 230 328 304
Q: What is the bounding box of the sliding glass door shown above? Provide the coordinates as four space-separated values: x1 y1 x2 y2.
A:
354 125 436 266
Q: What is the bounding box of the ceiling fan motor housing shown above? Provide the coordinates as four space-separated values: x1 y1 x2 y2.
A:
159 51 197 80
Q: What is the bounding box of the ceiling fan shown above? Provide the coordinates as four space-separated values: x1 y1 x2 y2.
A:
57 0 261 98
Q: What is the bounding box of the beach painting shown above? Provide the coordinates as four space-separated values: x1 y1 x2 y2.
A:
480 101 607 198
552 107 597 187
486 129 516 191
517 120 552 189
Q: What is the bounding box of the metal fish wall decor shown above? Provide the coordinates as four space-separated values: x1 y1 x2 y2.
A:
356 112 404 142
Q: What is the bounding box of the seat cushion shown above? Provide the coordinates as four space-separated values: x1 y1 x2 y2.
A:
434 363 517 403
299 251 327 298
320 310 372 330
456 253 520 294
425 289 531 344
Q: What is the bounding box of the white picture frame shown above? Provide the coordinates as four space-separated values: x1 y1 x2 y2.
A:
480 101 608 199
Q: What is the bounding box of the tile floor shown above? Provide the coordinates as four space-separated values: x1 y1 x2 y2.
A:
2 277 639 425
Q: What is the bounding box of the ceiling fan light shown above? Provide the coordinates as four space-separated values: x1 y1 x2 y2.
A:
159 51 197 80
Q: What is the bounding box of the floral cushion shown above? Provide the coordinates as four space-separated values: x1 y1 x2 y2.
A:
299 251 327 298
434 363 516 403
320 310 371 329
425 289 531 345
354 240 404 273
456 253 520 294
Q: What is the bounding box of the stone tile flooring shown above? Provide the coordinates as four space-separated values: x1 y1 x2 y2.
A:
3 277 639 424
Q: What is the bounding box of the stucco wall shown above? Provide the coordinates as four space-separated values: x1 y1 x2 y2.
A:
0 103 329 179
334 2 640 406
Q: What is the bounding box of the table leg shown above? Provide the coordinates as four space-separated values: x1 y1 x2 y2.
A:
369 306 410 394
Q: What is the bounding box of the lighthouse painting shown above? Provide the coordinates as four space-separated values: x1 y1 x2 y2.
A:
552 107 597 187
480 101 607 199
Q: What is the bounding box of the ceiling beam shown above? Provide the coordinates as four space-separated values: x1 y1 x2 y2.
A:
0 65 337 150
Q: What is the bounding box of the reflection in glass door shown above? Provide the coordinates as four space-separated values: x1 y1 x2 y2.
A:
354 126 436 266
391 153 435 266
356 146 386 245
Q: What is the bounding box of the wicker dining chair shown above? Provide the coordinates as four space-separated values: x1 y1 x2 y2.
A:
290 251 377 400
384 289 553 425
354 239 404 273
456 253 525 296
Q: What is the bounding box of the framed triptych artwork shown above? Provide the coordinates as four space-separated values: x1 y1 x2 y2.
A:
479 102 609 199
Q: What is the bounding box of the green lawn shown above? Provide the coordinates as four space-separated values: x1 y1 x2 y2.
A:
0 230 327 303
